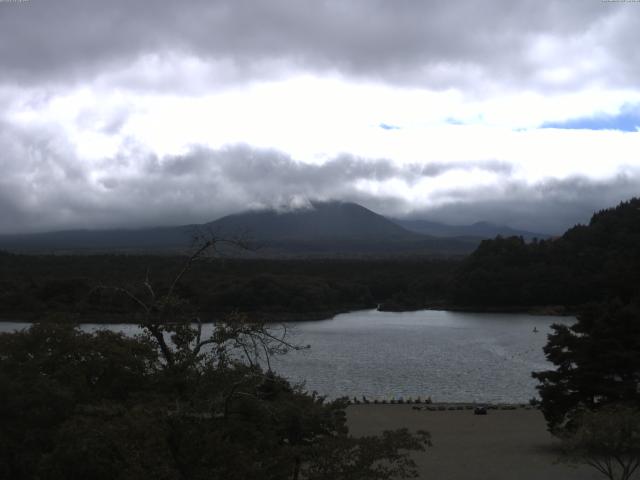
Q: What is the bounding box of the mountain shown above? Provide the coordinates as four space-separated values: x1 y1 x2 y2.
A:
392 218 550 241
0 201 479 256
207 201 478 255
209 201 414 242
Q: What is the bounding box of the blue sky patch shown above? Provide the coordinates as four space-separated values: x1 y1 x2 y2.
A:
379 122 400 130
542 105 640 132
444 118 465 125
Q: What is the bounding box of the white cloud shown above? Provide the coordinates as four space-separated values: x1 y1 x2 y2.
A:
1 0 640 234
8 73 640 163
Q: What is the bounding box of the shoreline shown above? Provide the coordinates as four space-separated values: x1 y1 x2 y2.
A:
381 302 575 316
0 309 351 324
345 400 538 409
0 304 576 324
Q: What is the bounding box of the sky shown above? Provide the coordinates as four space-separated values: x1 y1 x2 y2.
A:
1 0 639 235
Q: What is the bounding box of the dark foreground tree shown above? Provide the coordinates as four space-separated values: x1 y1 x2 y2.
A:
559 405 640 480
1 238 430 480
533 300 640 432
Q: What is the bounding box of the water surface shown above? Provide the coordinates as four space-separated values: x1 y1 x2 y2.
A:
0 309 571 403
269 309 569 403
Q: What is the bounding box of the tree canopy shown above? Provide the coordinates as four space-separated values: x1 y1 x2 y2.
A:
532 300 640 432
453 198 640 308
558 405 640 480
0 240 430 479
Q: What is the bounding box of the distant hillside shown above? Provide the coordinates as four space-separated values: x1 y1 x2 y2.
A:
0 226 196 253
0 201 480 256
208 201 478 255
393 218 550 241
210 201 414 241
452 197 640 308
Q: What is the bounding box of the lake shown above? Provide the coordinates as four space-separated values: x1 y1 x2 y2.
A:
0 309 571 403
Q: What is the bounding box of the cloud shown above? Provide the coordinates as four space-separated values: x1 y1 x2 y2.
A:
0 123 636 236
1 0 640 240
403 173 640 234
0 0 637 92
0 113 513 234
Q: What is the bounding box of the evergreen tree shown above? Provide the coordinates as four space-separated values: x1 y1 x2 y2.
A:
533 300 640 432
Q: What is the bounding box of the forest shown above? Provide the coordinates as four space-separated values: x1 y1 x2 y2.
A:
2 199 640 479
0 253 456 322
452 198 640 309
1 198 640 322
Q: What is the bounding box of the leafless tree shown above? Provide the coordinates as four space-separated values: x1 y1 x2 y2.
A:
95 232 304 370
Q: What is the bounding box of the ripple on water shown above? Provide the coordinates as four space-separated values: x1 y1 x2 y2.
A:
0 309 571 403
270 309 572 403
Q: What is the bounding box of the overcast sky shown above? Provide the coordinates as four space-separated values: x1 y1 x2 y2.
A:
1 0 639 235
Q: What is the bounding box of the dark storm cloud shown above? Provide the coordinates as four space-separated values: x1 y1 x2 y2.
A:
0 0 636 91
0 129 636 235
404 174 640 235
0 126 506 233
145 146 513 195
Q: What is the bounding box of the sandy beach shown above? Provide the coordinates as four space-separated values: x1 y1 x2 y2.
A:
347 405 602 480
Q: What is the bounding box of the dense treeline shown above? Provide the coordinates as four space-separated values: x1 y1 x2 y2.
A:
0 253 457 321
452 198 640 309
0 238 433 479
0 320 429 479
4 197 639 320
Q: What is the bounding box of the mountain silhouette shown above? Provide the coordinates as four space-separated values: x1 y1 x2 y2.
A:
209 201 414 241
392 218 550 241
0 201 479 255
205 201 478 255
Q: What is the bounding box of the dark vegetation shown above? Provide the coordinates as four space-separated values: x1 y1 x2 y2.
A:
0 323 430 480
3 198 640 321
0 242 430 480
533 299 640 431
452 198 640 309
4 198 640 321
532 299 640 480
558 405 640 480
2 198 640 477
0 254 456 321
525 200 640 477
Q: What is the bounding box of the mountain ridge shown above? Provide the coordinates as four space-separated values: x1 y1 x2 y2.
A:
0 201 517 255
392 218 550 241
208 201 417 241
